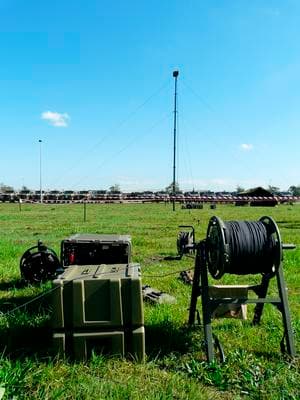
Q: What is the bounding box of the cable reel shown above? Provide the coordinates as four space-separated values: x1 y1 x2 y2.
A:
206 216 282 279
20 240 62 283
177 225 195 257
189 216 296 362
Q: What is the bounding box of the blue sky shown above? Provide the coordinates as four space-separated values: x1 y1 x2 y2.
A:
0 0 299 192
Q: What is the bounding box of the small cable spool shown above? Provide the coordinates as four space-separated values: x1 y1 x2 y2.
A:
20 240 62 283
206 216 282 279
177 226 195 256
177 231 191 256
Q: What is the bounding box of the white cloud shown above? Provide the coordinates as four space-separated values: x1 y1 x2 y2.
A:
240 143 253 151
41 111 70 127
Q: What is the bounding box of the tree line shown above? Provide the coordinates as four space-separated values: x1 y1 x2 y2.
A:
1 182 300 196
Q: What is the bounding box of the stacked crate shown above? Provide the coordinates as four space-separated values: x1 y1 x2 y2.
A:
52 263 144 361
52 234 144 361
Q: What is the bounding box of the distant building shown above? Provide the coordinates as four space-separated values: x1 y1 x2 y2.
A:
236 186 278 207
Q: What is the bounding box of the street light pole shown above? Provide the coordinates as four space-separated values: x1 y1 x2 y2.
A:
172 70 179 211
39 139 43 203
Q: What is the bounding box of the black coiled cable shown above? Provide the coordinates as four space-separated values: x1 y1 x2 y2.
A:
206 216 279 278
224 221 276 275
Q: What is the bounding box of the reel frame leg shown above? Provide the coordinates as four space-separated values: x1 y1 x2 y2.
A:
188 240 215 362
188 240 296 362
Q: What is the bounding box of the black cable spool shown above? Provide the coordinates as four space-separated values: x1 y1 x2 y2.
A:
206 216 282 279
177 231 190 255
177 226 195 256
20 240 62 283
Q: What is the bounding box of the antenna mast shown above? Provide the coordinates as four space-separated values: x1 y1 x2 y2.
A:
172 70 179 211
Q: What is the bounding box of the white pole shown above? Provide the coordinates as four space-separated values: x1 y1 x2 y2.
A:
39 139 43 203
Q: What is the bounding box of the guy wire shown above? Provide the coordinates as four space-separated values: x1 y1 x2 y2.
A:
0 264 189 319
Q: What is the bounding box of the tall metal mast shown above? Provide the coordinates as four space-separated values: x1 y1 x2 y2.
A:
172 70 179 211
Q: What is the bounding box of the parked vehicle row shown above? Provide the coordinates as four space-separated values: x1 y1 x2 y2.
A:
0 190 298 204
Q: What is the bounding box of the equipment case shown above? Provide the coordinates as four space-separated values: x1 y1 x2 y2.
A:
61 234 131 267
51 263 145 361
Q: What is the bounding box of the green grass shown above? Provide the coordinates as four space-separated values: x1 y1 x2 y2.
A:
0 203 299 399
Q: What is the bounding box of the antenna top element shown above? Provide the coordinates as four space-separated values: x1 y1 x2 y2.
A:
173 70 179 77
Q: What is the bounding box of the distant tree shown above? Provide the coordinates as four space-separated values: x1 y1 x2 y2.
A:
109 184 121 193
0 183 14 192
288 185 300 196
236 185 245 193
21 185 31 191
268 185 280 194
165 181 180 194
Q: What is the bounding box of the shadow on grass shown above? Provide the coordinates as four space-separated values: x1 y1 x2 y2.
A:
0 326 53 359
0 291 201 362
145 320 197 359
0 278 28 291
163 255 182 261
0 322 198 363
251 349 288 361
1 323 198 362
0 292 53 359
0 292 51 314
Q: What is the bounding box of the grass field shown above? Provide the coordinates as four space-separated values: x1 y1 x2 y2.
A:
0 202 299 399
